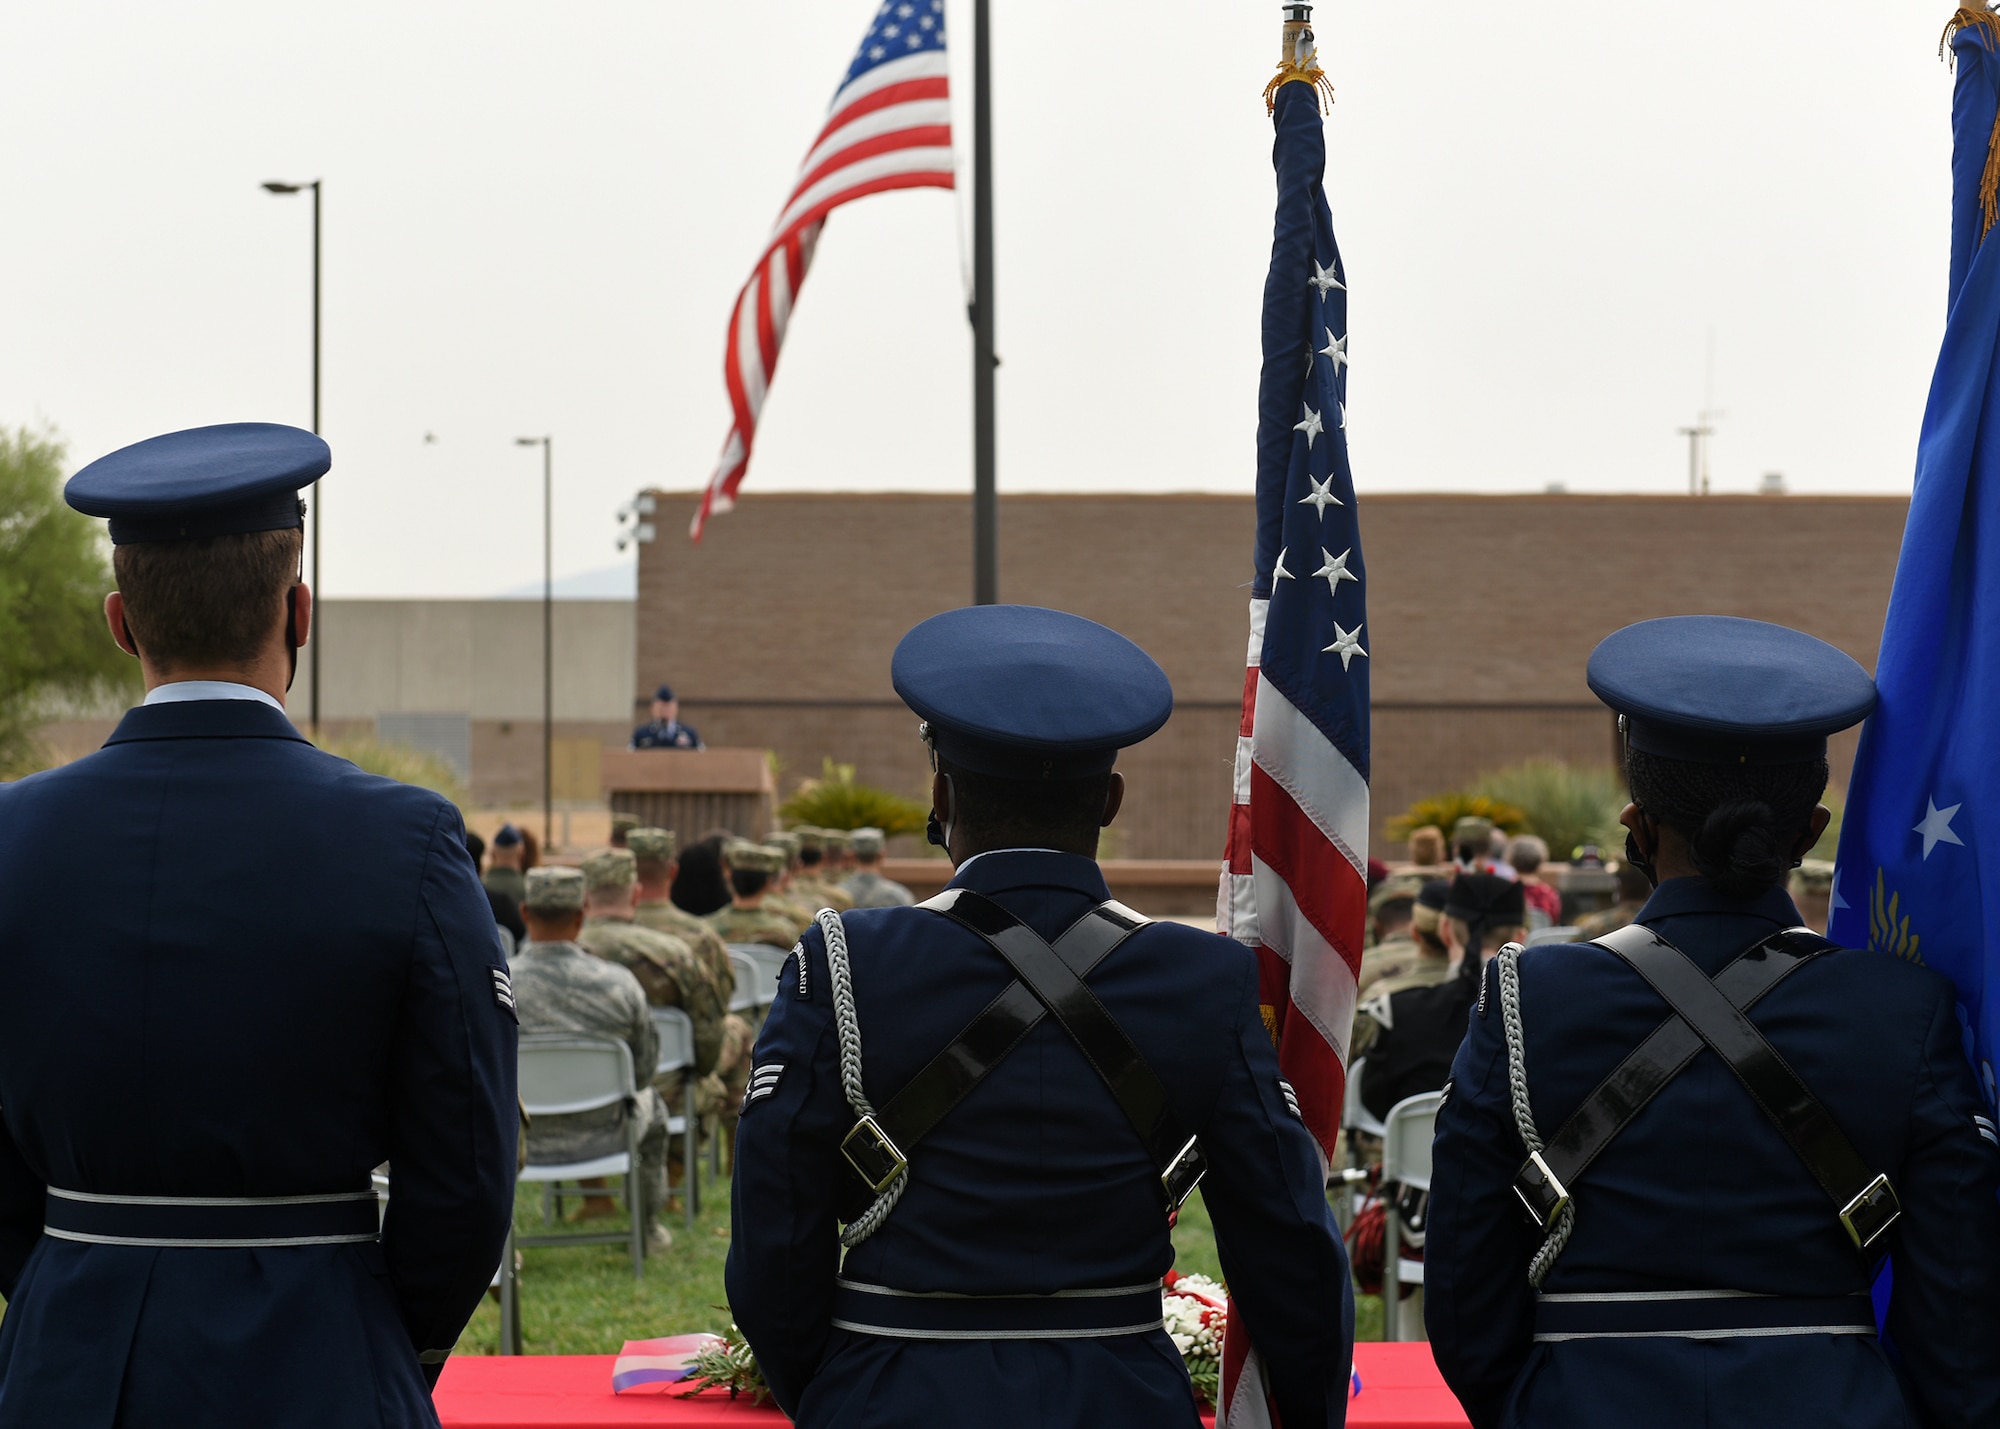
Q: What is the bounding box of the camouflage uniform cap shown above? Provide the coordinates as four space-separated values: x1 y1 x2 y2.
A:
1451 815 1495 847
1368 873 1427 914
792 827 825 854
728 843 785 875
523 865 586 912
610 812 639 837
580 848 637 891
627 827 677 861
764 830 802 860
850 826 886 857
821 828 852 853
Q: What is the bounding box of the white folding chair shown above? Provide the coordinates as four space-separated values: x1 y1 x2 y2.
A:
727 951 762 1017
1344 1055 1387 1141
371 1167 520 1354
1380 1089 1444 1342
653 1007 701 1223
1527 925 1583 946
515 1035 648 1279
731 942 792 997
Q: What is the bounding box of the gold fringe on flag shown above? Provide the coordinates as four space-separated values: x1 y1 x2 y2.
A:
1265 11 1336 115
1263 59 1337 116
1942 6 2000 238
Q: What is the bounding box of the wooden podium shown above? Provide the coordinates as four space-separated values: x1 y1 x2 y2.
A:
600 749 776 843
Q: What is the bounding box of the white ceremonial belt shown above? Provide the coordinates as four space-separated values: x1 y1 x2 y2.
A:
42 1186 381 1248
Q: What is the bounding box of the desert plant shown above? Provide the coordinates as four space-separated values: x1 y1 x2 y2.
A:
1385 792 1526 844
779 758 928 837
313 735 468 808
1472 760 1626 861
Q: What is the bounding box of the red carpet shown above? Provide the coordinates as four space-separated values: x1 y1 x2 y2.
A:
435 1342 1468 1427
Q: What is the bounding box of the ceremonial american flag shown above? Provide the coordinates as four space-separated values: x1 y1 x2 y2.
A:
1218 60 1367 1429
692 0 954 541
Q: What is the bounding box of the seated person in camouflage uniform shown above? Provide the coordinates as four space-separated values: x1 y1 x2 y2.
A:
1358 874 1526 1121
510 867 677 1253
707 841 809 948
578 850 727 1122
787 827 856 912
820 828 856 887
841 826 914 908
629 828 756 1127
757 832 814 927
1573 858 1652 939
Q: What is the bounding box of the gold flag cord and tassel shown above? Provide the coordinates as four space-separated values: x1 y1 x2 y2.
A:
1943 6 2000 237
1264 13 1337 115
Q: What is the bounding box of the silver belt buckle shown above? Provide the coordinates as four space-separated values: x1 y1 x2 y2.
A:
841 1115 908 1194
1839 1173 1900 1249
1161 1136 1207 1216
1513 1149 1572 1230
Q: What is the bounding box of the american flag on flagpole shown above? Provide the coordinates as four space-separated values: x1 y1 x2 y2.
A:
1218 33 1366 1429
692 0 955 541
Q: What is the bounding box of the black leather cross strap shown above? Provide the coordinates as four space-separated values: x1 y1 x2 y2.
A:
920 888 1204 1209
1516 924 1834 1230
1592 923 1899 1251
840 891 1157 1194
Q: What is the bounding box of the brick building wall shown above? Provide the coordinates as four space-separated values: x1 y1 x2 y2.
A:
636 491 1907 859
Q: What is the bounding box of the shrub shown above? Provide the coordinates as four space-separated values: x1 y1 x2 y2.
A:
314 735 467 808
1385 792 1526 844
1472 761 1627 862
779 758 929 838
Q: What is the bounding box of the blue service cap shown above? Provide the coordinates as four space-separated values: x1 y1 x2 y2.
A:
654 684 675 703
65 423 329 545
492 823 523 847
892 605 1173 779
1587 615 1876 766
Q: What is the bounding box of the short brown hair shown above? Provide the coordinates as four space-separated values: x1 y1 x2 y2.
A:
1407 826 1446 865
113 528 301 672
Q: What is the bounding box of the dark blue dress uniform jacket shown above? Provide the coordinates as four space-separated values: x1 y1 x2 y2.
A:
1426 876 2000 1429
0 700 519 1428
725 850 1352 1428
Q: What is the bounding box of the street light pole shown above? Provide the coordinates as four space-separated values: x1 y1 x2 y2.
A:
518 436 554 848
263 179 323 732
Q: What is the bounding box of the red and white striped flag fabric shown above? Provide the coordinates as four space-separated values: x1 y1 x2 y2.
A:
1217 57 1368 1429
692 1 954 541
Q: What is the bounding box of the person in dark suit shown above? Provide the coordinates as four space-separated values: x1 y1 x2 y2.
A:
0 424 519 1428
1425 616 2000 1429
726 605 1351 1429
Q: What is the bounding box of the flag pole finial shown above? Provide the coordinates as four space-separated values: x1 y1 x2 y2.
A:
1266 2 1336 115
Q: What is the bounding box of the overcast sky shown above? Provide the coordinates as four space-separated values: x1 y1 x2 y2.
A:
0 1 1962 596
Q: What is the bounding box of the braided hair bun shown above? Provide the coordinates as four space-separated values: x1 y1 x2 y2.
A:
1625 748 1828 899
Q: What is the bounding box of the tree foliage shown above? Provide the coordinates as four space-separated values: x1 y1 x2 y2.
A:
778 758 929 837
1472 760 1627 861
1385 792 1526 845
0 427 137 776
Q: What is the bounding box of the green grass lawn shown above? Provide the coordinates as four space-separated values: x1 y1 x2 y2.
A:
454 1175 1385 1356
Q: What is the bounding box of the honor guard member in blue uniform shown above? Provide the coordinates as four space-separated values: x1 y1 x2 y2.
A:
726 605 1351 1429
1425 616 2000 1429
0 425 519 1428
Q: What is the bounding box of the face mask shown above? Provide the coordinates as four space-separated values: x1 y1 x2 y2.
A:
926 773 956 851
284 583 302 692
1624 826 1659 889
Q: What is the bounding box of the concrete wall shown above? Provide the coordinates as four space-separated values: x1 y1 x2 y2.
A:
295 599 636 724
636 491 1907 859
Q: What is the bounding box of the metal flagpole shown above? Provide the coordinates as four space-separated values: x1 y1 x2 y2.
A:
971 0 998 605
310 181 321 732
